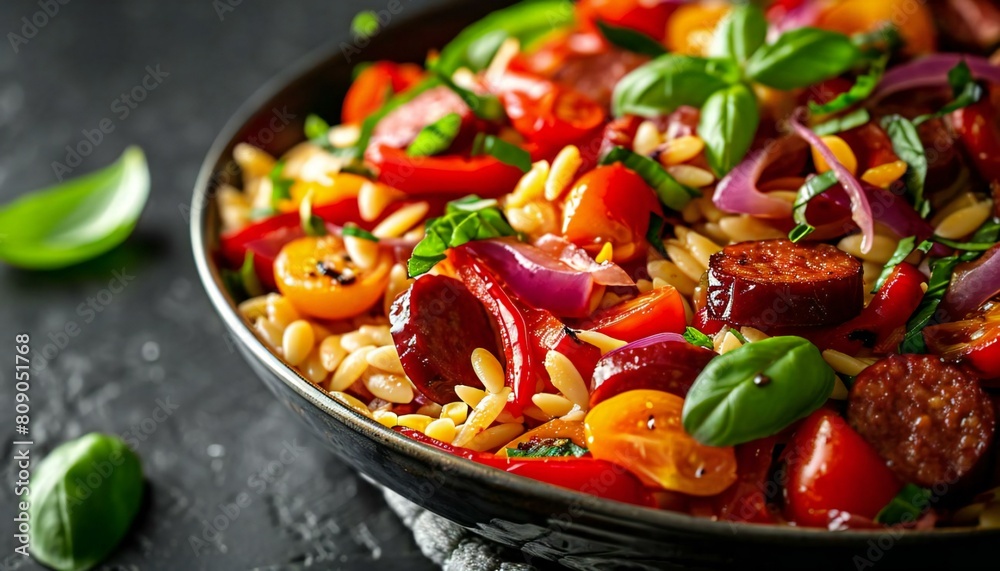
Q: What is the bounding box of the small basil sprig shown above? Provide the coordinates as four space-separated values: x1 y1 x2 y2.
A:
506 437 587 458
435 0 575 75
808 55 886 116
699 83 759 176
812 108 871 137
871 236 932 293
30 433 144 571
596 20 666 57
304 113 331 141
746 28 861 90
612 54 739 118
875 484 932 525
682 336 835 447
0 147 149 269
407 112 463 157
408 195 517 276
472 133 532 172
913 60 984 126
683 326 714 349
881 114 930 218
600 146 699 211
708 3 767 65
788 171 838 242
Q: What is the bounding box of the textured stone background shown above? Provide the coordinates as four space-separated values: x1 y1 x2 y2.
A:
0 1 450 569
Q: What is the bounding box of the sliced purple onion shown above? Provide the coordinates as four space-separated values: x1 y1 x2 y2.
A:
713 136 807 219
534 234 633 286
790 114 875 254
871 54 1000 104
941 244 1000 320
604 332 689 359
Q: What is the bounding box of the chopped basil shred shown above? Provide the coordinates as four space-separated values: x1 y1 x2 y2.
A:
913 61 984 126
875 484 932 525
871 236 930 293
224 251 264 300
600 146 699 211
506 437 588 458
808 55 887 116
788 223 815 243
728 327 749 345
900 255 960 353
812 108 871 137
596 20 667 57
408 195 517 277
268 161 293 208
472 133 532 173
684 327 714 349
881 114 930 218
431 69 505 121
299 191 327 237
406 112 463 157
647 212 668 258
791 171 839 230
342 224 379 242
352 76 442 160
304 113 331 141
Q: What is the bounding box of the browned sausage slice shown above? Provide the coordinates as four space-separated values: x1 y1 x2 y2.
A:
390 274 500 404
706 239 863 329
590 338 716 408
848 354 996 489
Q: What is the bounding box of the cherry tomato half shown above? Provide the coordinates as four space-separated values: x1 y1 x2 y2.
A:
562 164 663 262
585 390 738 496
951 97 1000 185
274 235 392 320
580 287 687 343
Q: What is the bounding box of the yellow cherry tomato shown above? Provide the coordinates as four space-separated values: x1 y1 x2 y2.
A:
496 420 586 458
584 389 737 496
817 0 936 56
277 172 375 213
665 3 731 55
274 235 391 320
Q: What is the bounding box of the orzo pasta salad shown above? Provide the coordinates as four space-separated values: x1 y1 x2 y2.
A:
217 0 1000 529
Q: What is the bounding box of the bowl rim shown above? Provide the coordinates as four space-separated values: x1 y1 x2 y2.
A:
189 3 996 545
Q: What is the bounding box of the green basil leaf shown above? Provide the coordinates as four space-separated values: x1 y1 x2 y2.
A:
431 69 505 121
683 326 714 349
682 336 835 446
600 146 699 211
30 433 144 571
746 28 861 90
709 3 767 65
808 55 886 116
699 83 760 177
304 113 331 141
351 10 379 37
506 437 588 458
596 20 667 57
239 251 264 298
646 212 668 257
901 255 961 353
881 114 930 218
353 76 442 159
791 171 839 240
788 223 815 243
269 161 293 208
811 108 871 137
342 224 379 242
436 0 575 75
408 195 517 277
0 147 149 269
913 61 984 126
612 54 740 118
406 112 463 157
875 484 932 525
933 235 996 252
872 235 917 293
958 218 1000 261
728 326 749 345
472 133 532 173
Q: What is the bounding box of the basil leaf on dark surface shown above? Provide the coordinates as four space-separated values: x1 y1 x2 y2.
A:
875 484 932 525
408 195 517 277
472 133 532 172
506 437 587 458
682 336 835 446
698 82 760 177
808 56 886 116
881 114 929 217
812 108 871 137
683 326 714 349
29 433 144 571
406 112 463 157
0 146 149 269
646 212 668 257
901 255 961 353
435 0 575 75
600 146 699 211
708 3 767 65
612 54 739 118
746 28 861 90
596 20 666 57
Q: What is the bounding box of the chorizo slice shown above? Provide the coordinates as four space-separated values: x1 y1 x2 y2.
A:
847 354 996 489
590 338 716 408
706 239 863 329
390 274 500 404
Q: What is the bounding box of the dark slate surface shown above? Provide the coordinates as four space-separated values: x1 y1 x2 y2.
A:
0 1 449 569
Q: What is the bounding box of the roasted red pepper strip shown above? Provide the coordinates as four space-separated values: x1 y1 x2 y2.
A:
367 144 526 197
396 428 654 507
342 61 425 124
804 263 927 354
453 248 537 414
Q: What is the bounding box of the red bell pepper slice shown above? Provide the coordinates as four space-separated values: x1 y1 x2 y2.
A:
367 144 526 197
396 428 654 507
805 263 927 354
783 409 902 528
713 436 780 524
578 287 687 342
342 61 425 125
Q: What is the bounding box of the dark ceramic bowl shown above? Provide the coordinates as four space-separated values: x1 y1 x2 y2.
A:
191 2 996 568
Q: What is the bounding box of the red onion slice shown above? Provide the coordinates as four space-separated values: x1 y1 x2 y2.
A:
871 54 1000 104
941 244 1000 320
713 136 807 219
534 234 633 286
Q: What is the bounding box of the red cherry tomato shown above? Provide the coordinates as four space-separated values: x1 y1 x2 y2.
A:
562 164 664 262
952 97 1000 184
577 0 676 42
342 61 424 124
784 409 902 528
366 144 526 197
924 303 1000 380
579 287 687 342
713 436 780 523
